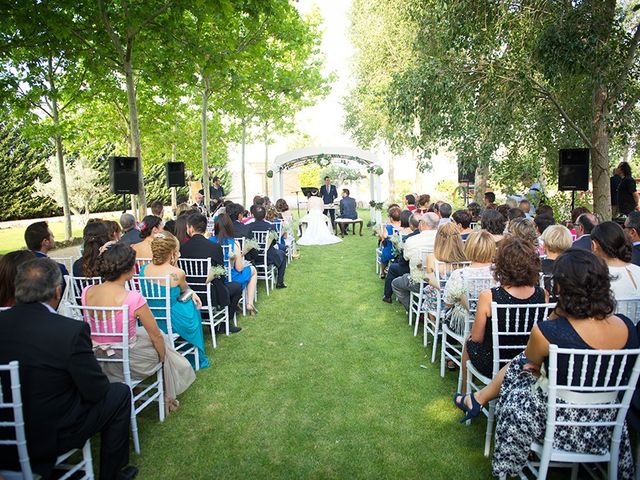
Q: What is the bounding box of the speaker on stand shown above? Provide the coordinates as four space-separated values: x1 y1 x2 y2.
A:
558 148 590 211
109 156 139 212
458 166 476 206
166 162 186 187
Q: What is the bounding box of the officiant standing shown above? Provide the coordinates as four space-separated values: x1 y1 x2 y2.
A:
319 176 338 227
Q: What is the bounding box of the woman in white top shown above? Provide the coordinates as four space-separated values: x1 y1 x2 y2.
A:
591 221 640 298
298 191 342 246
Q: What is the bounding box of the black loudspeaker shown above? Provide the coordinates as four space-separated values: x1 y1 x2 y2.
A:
558 148 590 191
165 162 185 187
109 156 139 194
458 166 475 184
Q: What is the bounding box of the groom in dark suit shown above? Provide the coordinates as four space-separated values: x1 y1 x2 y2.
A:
337 188 358 236
319 175 338 227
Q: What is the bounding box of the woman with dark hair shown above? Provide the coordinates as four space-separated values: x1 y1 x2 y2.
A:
82 242 195 411
618 161 639 215
379 206 403 275
480 209 507 245
174 214 190 244
591 221 640 298
0 250 36 307
455 249 638 479
209 213 257 315
467 202 482 223
163 219 176 236
104 220 122 241
398 210 413 235
405 194 416 212
416 194 431 214
452 210 473 240
275 198 296 255
132 215 163 259
73 221 111 277
458 237 547 393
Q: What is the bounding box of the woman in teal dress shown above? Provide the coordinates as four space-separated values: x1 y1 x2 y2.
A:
139 232 209 369
208 212 258 315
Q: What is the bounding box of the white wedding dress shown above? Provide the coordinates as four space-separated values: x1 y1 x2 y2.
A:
297 196 342 246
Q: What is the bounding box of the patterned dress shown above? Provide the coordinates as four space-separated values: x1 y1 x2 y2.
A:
492 315 638 478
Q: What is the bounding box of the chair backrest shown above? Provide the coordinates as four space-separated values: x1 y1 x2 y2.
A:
50 256 74 273
433 260 471 290
490 301 556 376
220 244 234 282
0 361 32 478
70 276 102 305
469 222 478 230
616 297 640 325
252 231 271 269
273 220 283 241
234 237 245 252
135 258 152 272
464 274 495 320
67 304 132 382
206 218 215 235
543 345 640 468
133 275 173 337
178 257 214 314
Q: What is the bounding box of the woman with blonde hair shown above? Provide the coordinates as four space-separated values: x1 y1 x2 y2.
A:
507 217 538 246
139 232 209 369
540 225 573 295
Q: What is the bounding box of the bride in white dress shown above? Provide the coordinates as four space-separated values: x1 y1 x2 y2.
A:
297 192 342 246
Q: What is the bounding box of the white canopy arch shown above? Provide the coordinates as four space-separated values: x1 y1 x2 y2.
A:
270 146 382 201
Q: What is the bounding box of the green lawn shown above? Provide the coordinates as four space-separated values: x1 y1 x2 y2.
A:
0 223 84 255
132 226 492 479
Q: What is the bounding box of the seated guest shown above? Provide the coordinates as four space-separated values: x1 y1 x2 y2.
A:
405 194 417 212
72 221 111 277
539 224 573 297
247 205 288 288
119 213 142 246
209 213 258 315
132 215 164 259
569 206 590 237
181 213 242 333
443 231 497 341
0 258 133 479
507 217 538 247
484 191 497 210
572 212 599 250
496 204 510 224
391 221 465 311
382 213 421 303
467 202 482 223
536 203 554 219
174 212 191 244
338 189 358 226
416 194 431 214
480 209 506 246
455 249 637 479
0 250 35 307
458 237 547 394
452 209 473 240
623 211 640 266
24 220 68 281
163 219 176 236
506 207 525 225
150 200 164 219
176 202 193 217
533 214 555 237
275 198 296 252
518 199 531 218
379 206 403 274
591 221 640 298
104 220 122 241
140 232 209 369
438 203 453 227
226 202 251 238
192 192 208 215
83 242 195 408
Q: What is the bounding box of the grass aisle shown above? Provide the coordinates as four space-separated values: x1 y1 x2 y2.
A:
135 233 491 479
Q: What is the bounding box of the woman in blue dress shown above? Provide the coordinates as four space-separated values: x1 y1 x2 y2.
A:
139 232 209 369
209 212 258 315
378 206 403 277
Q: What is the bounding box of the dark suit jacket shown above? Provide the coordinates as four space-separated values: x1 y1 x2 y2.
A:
320 184 338 205
0 303 110 476
180 234 230 307
632 244 640 267
120 228 142 246
246 220 284 267
232 220 251 239
33 250 69 278
339 196 358 220
572 234 592 251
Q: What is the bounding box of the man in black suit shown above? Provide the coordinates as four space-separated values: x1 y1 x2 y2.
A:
572 213 599 251
0 259 133 479
624 211 640 266
119 213 142 246
246 205 288 288
319 176 338 227
180 213 242 333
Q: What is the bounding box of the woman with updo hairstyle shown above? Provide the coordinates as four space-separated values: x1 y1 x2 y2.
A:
456 236 547 394
132 215 163 259
140 232 209 369
275 198 296 255
506 217 538 247
481 208 507 246
454 249 638 478
82 242 195 411
0 250 36 307
73 221 111 277
591 221 640 298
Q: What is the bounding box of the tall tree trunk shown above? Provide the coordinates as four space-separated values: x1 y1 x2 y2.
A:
201 81 211 211
171 139 177 216
474 164 489 204
241 119 247 207
387 154 395 200
48 58 72 240
124 56 146 219
264 122 269 195
592 85 611 220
